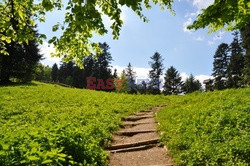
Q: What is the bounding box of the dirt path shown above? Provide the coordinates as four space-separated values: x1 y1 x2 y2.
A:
106 105 173 166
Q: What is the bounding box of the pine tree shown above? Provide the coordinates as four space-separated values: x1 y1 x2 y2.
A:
227 31 245 88
163 66 183 95
113 69 118 78
91 42 113 91
125 62 137 94
212 43 230 90
137 80 147 94
0 33 42 83
240 25 250 86
183 74 202 94
51 63 59 82
72 66 85 88
148 52 164 94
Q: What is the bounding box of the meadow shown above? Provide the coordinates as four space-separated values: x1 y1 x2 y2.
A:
157 89 250 165
0 82 249 165
0 82 168 165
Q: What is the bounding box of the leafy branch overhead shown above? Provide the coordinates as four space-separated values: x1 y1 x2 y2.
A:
0 0 249 66
0 0 173 66
188 0 250 32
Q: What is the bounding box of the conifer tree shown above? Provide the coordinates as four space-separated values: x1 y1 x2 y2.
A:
240 25 250 86
51 63 59 82
0 31 42 83
125 62 137 94
91 42 113 90
163 66 183 95
212 43 230 90
113 69 118 79
148 52 164 94
227 31 245 88
183 74 202 93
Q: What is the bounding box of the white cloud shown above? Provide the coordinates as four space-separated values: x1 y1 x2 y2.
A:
180 72 189 81
195 75 213 84
185 11 200 18
112 65 150 79
194 36 204 41
183 17 194 33
193 0 214 10
39 42 61 66
207 41 214 46
212 31 225 41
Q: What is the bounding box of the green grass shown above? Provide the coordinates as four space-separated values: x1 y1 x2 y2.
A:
157 89 250 165
0 82 168 165
1 82 249 165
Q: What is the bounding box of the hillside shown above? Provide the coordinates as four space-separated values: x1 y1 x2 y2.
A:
157 88 250 165
0 83 249 165
0 82 168 165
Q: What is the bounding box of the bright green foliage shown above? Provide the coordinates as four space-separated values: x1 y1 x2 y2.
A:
0 0 173 66
0 82 168 165
157 89 250 165
188 0 250 32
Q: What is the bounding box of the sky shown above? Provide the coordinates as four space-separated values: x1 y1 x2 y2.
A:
38 0 234 83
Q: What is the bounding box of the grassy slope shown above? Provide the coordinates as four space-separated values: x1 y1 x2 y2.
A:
0 82 168 165
157 89 250 165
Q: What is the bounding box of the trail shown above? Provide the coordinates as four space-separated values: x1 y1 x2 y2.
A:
106 105 173 166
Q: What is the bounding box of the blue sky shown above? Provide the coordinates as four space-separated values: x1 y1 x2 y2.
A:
39 0 234 82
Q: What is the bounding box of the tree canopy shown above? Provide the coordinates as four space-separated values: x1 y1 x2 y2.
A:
0 0 173 66
1 0 249 66
188 0 250 32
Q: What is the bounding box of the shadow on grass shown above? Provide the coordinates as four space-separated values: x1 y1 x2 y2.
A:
0 81 38 87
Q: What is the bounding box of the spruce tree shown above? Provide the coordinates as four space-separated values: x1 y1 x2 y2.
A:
227 31 245 88
51 63 59 82
240 25 250 86
183 74 202 93
113 69 118 79
163 66 183 95
0 33 42 83
125 62 137 94
148 52 164 94
72 66 85 88
91 42 113 90
82 55 94 88
212 43 230 90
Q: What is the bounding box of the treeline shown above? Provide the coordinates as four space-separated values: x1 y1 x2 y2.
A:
209 30 249 91
34 45 202 95
1 27 248 95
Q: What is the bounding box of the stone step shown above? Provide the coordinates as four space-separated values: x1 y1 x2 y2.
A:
123 115 154 121
122 122 153 127
109 144 156 153
107 138 158 150
117 129 155 136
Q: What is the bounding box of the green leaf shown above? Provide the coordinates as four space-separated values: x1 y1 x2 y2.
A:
27 156 40 161
52 24 59 32
42 160 53 164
